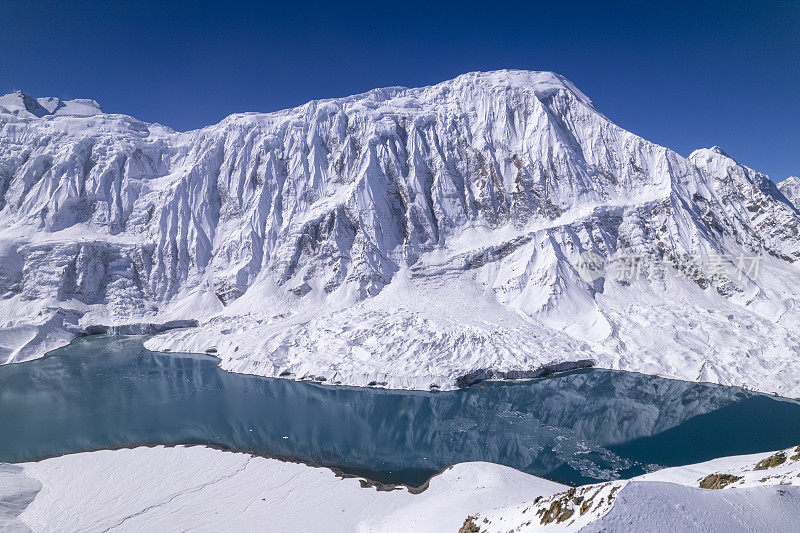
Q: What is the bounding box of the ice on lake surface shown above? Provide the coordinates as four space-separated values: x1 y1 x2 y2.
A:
1 336 799 486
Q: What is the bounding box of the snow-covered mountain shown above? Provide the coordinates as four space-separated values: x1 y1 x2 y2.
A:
0 90 103 119
1 70 799 395
779 176 800 209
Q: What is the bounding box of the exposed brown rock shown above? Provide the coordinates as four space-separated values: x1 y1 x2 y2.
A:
754 452 787 471
458 516 480 533
699 473 742 489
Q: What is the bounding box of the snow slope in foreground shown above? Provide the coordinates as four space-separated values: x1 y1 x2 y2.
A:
474 445 800 532
1 446 562 533
3 445 800 532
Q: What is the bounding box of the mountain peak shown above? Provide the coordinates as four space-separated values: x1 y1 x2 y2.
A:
688 146 738 166
428 69 596 109
709 145 730 157
0 91 103 119
778 176 800 209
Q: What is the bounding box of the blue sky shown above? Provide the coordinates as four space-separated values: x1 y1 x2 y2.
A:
1 1 797 179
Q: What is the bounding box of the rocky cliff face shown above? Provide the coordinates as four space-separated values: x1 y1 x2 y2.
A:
1 71 799 395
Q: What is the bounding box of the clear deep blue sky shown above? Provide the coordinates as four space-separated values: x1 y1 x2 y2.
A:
1 1 798 179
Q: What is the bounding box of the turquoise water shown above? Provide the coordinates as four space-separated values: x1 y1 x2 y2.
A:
1 335 799 486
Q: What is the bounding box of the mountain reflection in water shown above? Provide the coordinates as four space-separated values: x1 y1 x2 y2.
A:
1 336 798 486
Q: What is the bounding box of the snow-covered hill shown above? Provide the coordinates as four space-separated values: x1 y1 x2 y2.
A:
472 444 800 532
3 444 800 532
1 71 799 394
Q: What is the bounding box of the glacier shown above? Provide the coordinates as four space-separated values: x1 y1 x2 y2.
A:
1 70 799 395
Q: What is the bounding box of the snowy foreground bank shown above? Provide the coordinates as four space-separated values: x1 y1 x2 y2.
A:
2 445 800 532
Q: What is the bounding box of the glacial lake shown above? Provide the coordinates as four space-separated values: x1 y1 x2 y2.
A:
1 335 800 486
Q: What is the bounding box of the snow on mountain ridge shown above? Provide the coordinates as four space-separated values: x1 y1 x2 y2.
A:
217 70 598 123
779 176 800 209
0 90 103 118
1 70 799 396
